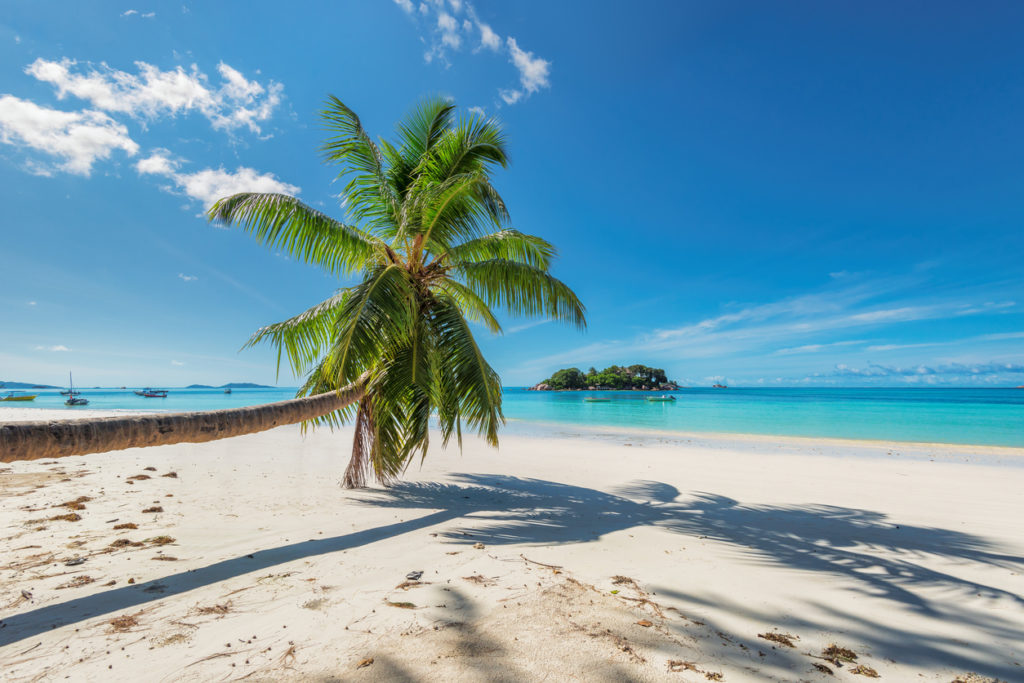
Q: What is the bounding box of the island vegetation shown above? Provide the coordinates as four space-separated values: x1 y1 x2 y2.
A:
532 364 678 391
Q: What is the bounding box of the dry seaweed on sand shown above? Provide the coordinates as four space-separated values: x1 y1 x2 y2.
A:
57 575 95 589
822 643 858 664
152 555 178 561
161 471 178 478
668 660 701 673
385 600 416 609
758 630 798 647
813 662 834 675
950 675 1007 683
126 474 151 481
49 513 82 522
110 538 144 548
850 664 880 677
195 602 232 615
113 522 138 530
142 506 163 513
55 495 92 510
356 657 374 669
145 535 175 545
395 580 427 590
108 613 140 632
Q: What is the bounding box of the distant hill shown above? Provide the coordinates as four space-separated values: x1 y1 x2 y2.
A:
185 384 215 389
220 382 273 389
0 380 60 389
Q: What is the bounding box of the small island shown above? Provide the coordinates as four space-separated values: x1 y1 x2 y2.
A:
185 382 274 389
530 364 679 391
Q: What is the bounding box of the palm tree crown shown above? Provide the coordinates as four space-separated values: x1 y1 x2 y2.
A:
209 96 585 487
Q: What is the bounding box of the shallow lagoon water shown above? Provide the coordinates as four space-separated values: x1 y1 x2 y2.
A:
4 386 1023 448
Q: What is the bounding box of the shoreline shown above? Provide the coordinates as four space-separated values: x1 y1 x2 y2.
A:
6 406 1024 456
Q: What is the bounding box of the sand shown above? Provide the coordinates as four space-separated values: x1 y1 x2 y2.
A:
0 408 1021 681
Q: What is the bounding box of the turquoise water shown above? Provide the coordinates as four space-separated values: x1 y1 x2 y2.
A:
4 386 1023 448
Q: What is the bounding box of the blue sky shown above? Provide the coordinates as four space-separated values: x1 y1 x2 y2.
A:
1 1 1022 388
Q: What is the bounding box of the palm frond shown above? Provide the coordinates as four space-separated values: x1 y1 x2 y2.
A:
442 229 555 269
243 289 348 378
455 259 587 329
208 193 383 276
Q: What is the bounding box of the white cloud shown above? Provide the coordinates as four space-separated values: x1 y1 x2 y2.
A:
437 12 461 48
27 301 37 306
468 106 486 117
35 344 70 352
478 22 500 51
122 9 138 16
122 9 155 18
0 95 138 175
137 151 300 208
393 0 414 13
503 37 550 104
171 359 185 366
177 272 197 282
26 58 283 135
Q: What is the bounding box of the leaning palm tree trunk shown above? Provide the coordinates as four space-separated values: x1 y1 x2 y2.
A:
0 382 364 463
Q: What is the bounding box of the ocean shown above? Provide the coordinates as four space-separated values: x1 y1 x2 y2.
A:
4 386 1023 448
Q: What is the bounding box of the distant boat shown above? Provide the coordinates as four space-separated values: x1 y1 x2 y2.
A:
65 372 88 406
224 388 232 394
712 384 727 389
646 395 676 402
1 391 38 402
135 388 168 398
59 389 81 396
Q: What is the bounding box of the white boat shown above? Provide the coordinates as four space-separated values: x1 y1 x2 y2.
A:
65 373 88 406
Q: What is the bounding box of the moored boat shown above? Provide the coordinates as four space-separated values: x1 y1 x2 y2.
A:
712 384 727 389
1 391 38 402
65 372 89 406
646 395 676 402
135 387 169 398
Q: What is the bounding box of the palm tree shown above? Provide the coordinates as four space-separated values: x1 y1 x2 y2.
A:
208 96 585 487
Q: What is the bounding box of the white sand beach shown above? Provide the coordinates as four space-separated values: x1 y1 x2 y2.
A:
1 409 1021 681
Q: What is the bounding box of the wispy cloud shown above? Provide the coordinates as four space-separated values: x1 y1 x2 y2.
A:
171 359 185 366
121 9 155 18
35 344 70 352
774 340 866 356
26 58 283 135
137 150 299 209
177 273 197 282
0 95 138 175
26 301 36 306
396 1 551 106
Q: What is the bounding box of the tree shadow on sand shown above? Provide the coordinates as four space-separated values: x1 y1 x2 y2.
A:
2 473 1021 678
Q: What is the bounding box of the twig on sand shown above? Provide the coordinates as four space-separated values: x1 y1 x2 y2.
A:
519 554 562 569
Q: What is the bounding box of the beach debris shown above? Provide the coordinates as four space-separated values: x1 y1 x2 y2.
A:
406 570 423 580
758 630 798 648
21 589 33 600
161 471 178 478
668 660 700 673
395 580 426 590
113 523 137 530
950 675 1007 683
126 474 151 481
128 578 135 584
704 674 724 681
356 657 374 669
110 538 143 548
145 535 175 546
108 613 140 632
812 662 834 675
104 580 116 586
142 506 163 513
195 603 232 616
49 513 82 522
473 542 485 549
610 589 620 594
55 495 92 510
822 643 858 664
520 554 563 569
152 555 178 561
143 466 156 471
65 557 87 566
850 664 880 677
385 600 416 609
636 619 653 627
57 575 95 589
463 574 496 586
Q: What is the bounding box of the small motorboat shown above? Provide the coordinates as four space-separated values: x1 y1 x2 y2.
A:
135 388 169 398
712 384 728 389
65 372 89 406
646 395 676 402
224 388 232 394
1 391 38 401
